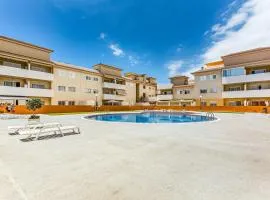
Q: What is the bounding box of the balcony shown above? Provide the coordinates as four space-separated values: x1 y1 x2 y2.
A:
103 82 126 90
222 89 270 98
0 65 53 81
157 94 173 101
222 72 270 84
103 94 125 101
148 96 157 102
0 86 54 98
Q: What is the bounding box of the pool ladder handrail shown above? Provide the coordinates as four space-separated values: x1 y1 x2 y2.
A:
206 112 215 120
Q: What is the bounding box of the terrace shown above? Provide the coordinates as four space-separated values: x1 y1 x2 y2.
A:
1 112 270 200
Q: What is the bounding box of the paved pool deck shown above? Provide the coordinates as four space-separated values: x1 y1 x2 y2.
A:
0 112 270 200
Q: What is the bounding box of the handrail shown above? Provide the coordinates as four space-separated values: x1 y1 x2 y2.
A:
206 112 215 120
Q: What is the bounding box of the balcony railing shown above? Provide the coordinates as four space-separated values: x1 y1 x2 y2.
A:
0 65 54 81
103 82 126 90
148 96 157 102
0 86 54 97
222 89 270 98
103 94 125 101
222 72 270 84
157 94 173 101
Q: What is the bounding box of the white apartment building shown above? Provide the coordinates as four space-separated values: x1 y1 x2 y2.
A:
222 47 270 106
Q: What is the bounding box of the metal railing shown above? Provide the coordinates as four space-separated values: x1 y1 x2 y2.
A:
206 112 215 120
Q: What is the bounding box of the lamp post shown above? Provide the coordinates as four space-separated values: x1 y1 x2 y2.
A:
95 94 98 111
199 95 202 110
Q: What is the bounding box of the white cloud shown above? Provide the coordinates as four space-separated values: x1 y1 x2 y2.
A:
166 60 183 77
203 0 270 62
109 44 125 57
211 1 253 37
99 32 106 40
128 55 139 66
184 0 270 76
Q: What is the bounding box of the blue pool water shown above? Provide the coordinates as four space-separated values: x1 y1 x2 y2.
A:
86 112 216 123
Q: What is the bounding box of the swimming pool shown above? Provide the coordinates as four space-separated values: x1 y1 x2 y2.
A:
86 112 216 123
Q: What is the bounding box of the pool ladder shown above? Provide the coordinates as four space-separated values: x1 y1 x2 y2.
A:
206 112 215 120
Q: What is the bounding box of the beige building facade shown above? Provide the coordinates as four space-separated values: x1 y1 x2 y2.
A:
52 62 103 106
0 36 54 105
192 61 224 106
94 64 137 106
157 76 196 106
0 36 152 106
222 48 270 106
125 73 157 104
2 35 270 107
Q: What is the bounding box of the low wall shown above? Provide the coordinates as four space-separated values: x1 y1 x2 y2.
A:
0 105 269 114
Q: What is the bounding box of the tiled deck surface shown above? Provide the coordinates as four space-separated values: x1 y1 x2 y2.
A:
0 113 270 200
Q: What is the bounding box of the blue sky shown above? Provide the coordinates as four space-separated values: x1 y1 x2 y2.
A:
1 0 270 83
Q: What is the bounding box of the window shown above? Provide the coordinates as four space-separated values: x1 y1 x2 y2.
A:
251 69 266 74
58 101 66 106
199 76 207 81
4 81 20 87
200 89 207 94
210 102 217 106
209 88 217 93
86 76 91 80
32 84 45 89
31 65 48 73
93 77 99 81
58 70 66 77
228 87 241 91
4 81 14 87
3 61 22 68
143 85 146 89
184 90 190 94
69 72 75 79
179 90 183 94
58 86 66 92
228 101 242 106
209 74 217 80
223 67 245 77
68 87 76 92
93 89 98 94
68 101 75 106
85 88 92 93
201 101 207 106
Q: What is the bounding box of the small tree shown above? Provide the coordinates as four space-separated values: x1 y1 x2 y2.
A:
26 98 44 118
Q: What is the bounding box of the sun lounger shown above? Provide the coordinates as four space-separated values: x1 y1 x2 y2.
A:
8 123 61 134
18 124 80 140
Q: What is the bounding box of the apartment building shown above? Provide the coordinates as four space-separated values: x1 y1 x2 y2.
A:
94 64 136 105
0 36 54 105
221 48 270 106
125 73 157 103
52 62 103 106
192 61 224 106
2 35 270 107
156 84 173 104
0 36 153 106
156 76 196 106
171 76 196 106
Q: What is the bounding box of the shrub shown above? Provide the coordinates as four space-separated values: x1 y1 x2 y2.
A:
26 98 44 117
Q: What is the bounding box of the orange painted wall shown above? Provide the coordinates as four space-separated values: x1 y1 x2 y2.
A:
1 105 269 114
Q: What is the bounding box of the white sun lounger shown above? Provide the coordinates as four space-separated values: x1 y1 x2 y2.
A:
18 124 80 140
8 123 61 134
